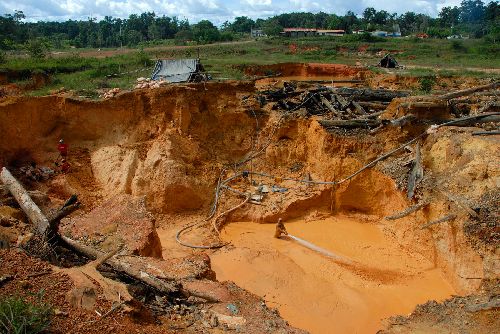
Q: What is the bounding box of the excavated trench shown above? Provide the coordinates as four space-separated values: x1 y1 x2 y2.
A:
0 73 497 333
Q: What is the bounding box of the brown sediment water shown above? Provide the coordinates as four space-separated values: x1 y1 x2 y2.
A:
211 216 455 334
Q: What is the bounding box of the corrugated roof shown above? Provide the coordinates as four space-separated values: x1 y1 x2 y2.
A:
317 30 345 33
283 28 317 32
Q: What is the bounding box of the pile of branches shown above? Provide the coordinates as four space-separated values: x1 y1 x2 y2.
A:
259 81 499 133
260 82 408 118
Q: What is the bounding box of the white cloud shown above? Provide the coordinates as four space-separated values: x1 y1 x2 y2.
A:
241 0 272 6
0 0 469 23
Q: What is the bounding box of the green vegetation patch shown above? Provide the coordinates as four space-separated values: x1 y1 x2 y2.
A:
0 294 52 334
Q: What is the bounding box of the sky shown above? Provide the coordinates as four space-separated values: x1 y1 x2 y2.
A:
1 0 465 24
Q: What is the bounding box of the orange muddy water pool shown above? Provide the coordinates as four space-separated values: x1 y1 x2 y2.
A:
211 216 455 334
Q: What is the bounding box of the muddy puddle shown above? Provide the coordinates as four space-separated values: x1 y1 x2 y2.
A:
211 216 455 334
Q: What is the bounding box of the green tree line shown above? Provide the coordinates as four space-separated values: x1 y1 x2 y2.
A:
0 0 498 52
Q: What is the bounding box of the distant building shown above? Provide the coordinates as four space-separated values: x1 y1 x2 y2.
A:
352 30 365 34
317 29 345 36
282 28 317 37
251 29 266 38
371 31 388 37
388 32 402 37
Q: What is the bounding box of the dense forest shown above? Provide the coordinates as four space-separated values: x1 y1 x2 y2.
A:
0 0 498 53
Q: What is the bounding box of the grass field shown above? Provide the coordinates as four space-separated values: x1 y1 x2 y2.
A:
2 36 499 97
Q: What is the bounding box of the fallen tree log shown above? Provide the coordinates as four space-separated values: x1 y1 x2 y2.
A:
333 94 350 109
441 114 500 126
48 203 80 231
385 201 429 220
472 130 500 136
60 235 179 293
420 214 457 230
351 101 367 115
439 81 499 100
407 143 423 200
320 95 338 114
60 235 219 302
358 110 386 119
0 167 49 235
2 166 219 303
398 101 448 109
332 87 410 102
357 101 389 110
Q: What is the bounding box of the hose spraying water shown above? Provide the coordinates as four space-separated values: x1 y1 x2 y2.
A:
287 234 355 266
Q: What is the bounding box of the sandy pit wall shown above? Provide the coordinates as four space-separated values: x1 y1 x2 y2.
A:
0 82 258 213
0 82 496 297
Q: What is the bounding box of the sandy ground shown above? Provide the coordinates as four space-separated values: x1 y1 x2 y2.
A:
0 67 498 333
211 216 455 334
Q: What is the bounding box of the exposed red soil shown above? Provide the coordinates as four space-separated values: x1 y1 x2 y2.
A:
0 73 498 333
0 250 172 334
244 62 367 78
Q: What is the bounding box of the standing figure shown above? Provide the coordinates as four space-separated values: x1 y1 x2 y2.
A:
57 139 68 159
55 139 70 173
274 218 288 238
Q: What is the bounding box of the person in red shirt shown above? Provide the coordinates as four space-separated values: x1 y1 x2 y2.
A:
55 139 70 173
57 139 68 158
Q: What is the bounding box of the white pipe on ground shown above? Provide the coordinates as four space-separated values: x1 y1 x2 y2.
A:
287 234 355 266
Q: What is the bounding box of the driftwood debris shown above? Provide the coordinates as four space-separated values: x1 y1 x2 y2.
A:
260 83 405 120
332 87 409 102
385 201 429 220
420 214 457 230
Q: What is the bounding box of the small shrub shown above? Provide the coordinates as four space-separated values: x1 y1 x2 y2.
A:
25 39 49 59
419 76 436 93
451 40 467 52
96 79 110 89
135 49 153 67
342 33 384 43
89 62 120 78
0 295 52 334
321 49 337 57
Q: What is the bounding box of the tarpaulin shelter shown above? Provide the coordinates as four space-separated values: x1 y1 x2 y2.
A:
379 54 398 68
151 59 210 83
